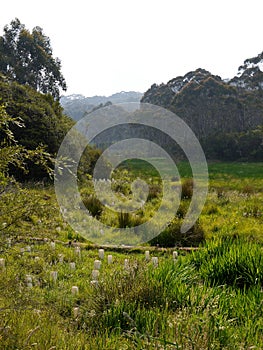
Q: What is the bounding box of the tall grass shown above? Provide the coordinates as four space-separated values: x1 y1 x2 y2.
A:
1 238 263 349
0 160 262 349
190 236 263 288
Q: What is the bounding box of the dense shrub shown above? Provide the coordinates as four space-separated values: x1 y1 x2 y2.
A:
0 74 101 180
203 127 263 161
181 178 193 199
147 183 162 201
117 211 144 228
82 195 103 218
148 219 205 247
118 211 132 228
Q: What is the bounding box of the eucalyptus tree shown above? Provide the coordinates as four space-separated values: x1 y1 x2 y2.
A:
0 18 66 99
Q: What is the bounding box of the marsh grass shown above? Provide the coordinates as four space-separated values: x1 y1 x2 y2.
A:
0 161 262 348
190 237 263 288
82 194 103 218
0 237 262 349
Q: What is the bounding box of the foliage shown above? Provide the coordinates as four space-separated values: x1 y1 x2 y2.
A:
149 218 205 247
203 126 263 161
117 211 132 228
181 178 193 199
147 183 162 201
0 18 66 99
0 73 102 180
230 50 263 90
141 62 263 161
0 103 55 233
0 73 72 152
116 211 144 228
0 73 72 179
0 103 53 180
82 195 103 218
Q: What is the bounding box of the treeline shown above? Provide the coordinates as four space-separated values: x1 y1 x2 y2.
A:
202 126 263 161
141 60 263 161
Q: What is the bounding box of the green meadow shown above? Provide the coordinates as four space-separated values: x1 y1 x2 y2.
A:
0 161 262 349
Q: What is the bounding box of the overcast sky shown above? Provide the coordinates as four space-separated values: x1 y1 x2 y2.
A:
1 0 263 96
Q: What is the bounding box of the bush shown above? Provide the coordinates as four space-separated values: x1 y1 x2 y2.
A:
147 183 162 201
204 204 218 215
118 211 132 228
181 178 193 199
242 184 255 195
82 195 103 218
117 211 144 228
148 219 205 247
176 201 189 218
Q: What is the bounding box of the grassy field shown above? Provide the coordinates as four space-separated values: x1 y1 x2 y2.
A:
123 159 263 185
0 161 262 349
120 160 263 243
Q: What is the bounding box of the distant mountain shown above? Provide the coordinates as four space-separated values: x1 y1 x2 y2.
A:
60 91 143 120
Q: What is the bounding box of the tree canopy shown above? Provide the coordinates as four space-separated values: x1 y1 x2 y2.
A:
0 18 66 99
0 73 102 180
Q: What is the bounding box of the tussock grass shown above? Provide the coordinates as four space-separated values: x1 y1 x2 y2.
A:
190 237 263 288
0 161 262 348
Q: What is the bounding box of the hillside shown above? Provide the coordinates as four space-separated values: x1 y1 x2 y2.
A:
141 53 263 161
141 68 263 138
60 91 143 120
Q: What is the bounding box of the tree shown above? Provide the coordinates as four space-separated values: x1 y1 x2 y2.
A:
0 102 53 183
230 51 263 91
0 18 66 99
0 102 54 232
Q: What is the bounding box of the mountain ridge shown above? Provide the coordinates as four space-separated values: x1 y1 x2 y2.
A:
60 91 143 120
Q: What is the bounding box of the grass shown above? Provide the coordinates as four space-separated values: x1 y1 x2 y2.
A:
0 161 262 349
121 158 193 178
122 159 263 189
118 159 262 244
0 237 262 349
190 237 263 288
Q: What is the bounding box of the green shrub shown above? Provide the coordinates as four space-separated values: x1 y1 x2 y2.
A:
243 204 262 218
242 184 255 195
176 201 189 218
82 195 103 218
147 183 162 201
181 178 193 199
215 187 224 198
117 211 144 228
204 204 219 215
118 211 132 228
148 219 205 247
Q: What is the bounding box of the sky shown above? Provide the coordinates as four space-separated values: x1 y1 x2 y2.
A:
1 0 263 97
